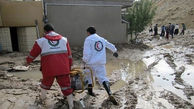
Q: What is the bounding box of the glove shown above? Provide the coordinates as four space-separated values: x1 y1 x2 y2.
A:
113 52 118 58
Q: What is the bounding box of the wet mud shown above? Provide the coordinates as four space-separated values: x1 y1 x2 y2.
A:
0 32 194 109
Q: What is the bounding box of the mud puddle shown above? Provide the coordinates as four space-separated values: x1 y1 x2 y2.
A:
9 53 194 108
12 59 145 85
142 37 194 108
7 58 145 109
11 70 42 81
148 58 191 103
1 33 194 108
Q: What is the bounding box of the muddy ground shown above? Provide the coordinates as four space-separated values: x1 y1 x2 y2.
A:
0 31 194 109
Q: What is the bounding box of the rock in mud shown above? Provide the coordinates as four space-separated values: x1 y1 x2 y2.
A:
157 42 170 46
8 66 29 72
163 53 177 69
175 66 185 78
0 71 7 77
185 54 193 64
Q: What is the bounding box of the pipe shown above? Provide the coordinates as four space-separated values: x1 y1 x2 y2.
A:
35 20 40 39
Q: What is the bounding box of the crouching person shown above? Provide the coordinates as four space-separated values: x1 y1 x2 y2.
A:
26 24 73 109
83 26 119 105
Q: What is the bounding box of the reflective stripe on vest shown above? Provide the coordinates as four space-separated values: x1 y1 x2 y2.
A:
61 87 71 91
40 84 51 89
41 50 67 56
28 55 35 59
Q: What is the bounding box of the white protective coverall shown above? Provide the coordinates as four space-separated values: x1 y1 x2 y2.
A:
83 33 117 85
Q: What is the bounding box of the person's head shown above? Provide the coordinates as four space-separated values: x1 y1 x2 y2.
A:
86 26 96 36
169 23 171 25
44 23 54 33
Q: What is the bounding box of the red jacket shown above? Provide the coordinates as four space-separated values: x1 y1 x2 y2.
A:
26 31 72 77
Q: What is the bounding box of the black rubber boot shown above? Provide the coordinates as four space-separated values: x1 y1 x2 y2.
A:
103 81 118 105
102 81 112 96
88 84 96 97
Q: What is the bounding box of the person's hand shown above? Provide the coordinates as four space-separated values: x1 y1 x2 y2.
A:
113 52 118 58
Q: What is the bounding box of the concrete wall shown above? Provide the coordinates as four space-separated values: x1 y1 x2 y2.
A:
17 27 37 52
0 0 44 36
0 28 12 52
46 4 127 46
44 0 134 8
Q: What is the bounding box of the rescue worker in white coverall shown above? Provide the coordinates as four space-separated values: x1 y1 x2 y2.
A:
83 26 119 105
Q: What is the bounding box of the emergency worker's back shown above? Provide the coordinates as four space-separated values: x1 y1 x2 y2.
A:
83 34 117 65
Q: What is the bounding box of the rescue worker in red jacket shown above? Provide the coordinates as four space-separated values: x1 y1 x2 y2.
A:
26 24 73 109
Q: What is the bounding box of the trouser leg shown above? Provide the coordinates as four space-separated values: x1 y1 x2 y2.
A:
84 68 93 85
67 94 73 109
40 76 55 101
94 65 118 105
56 75 74 108
84 66 96 97
40 88 47 100
87 84 96 97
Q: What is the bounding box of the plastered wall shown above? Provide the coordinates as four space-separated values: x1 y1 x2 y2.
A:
0 0 44 36
17 27 37 52
0 28 12 52
46 5 127 46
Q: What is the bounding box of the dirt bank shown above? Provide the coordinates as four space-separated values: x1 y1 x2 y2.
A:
153 0 194 28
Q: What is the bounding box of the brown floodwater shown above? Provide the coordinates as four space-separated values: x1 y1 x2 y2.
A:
11 59 147 81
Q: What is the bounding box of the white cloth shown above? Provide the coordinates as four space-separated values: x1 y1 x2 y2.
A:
175 25 179 30
67 94 73 109
83 34 117 65
85 65 109 85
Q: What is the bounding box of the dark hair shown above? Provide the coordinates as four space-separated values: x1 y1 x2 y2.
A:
44 23 54 32
87 26 96 34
